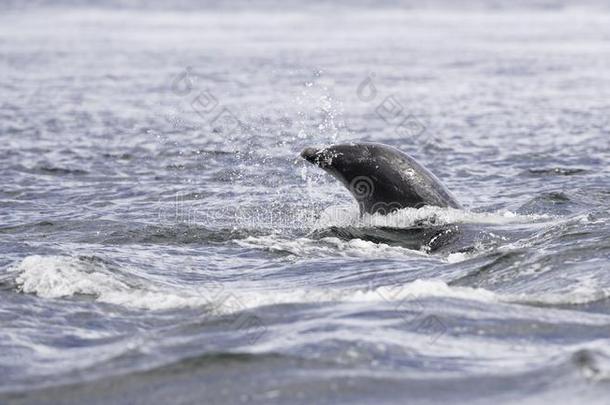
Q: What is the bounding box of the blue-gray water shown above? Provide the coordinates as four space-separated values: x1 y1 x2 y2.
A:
1 1 610 404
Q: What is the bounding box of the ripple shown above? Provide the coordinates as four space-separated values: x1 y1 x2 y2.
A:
526 167 589 176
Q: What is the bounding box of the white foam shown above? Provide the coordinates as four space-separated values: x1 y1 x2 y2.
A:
313 205 554 230
10 255 498 312
352 279 498 303
14 256 129 299
12 254 607 312
234 235 430 258
508 274 610 306
11 255 211 311
189 278 500 310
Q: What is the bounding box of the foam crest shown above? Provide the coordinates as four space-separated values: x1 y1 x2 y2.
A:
234 236 429 258
13 255 607 312
509 275 610 306
11 255 210 311
10 255 498 312
313 205 554 230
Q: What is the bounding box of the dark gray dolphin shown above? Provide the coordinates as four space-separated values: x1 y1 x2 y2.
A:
301 142 461 215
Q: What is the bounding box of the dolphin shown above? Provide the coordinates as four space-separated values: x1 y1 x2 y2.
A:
301 142 461 215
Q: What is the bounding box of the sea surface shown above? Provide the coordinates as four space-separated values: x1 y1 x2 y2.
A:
1 1 610 404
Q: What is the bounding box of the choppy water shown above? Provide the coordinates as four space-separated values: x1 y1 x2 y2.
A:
1 1 610 404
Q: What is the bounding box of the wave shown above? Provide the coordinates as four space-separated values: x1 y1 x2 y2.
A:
10 255 212 311
8 255 496 311
0 220 268 245
234 235 432 258
301 205 558 252
9 246 609 312
312 205 554 230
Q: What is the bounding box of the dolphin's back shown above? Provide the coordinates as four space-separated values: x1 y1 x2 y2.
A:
301 142 461 215
381 145 461 210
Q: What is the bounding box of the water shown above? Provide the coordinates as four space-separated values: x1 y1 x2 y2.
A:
1 1 610 403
